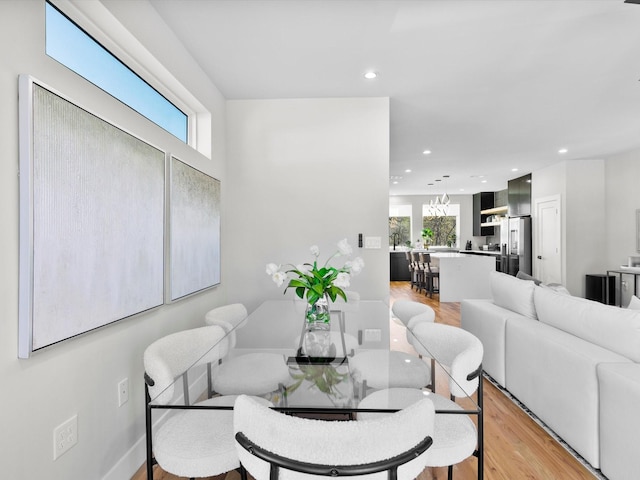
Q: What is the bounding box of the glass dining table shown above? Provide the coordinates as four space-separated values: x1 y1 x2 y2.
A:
146 299 483 479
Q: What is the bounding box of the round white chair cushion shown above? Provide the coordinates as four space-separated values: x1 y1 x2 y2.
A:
357 388 477 468
212 353 290 395
350 351 430 389
154 395 271 478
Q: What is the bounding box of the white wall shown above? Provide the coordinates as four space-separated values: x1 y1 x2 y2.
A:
533 159 608 296
0 2 228 479
605 148 640 303
565 159 606 296
225 98 390 311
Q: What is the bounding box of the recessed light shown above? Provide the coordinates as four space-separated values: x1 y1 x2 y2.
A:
422 150 432 155
405 169 412 173
511 168 519 172
459 188 465 192
363 71 378 80
481 180 487 183
435 179 441 182
427 183 434 186
443 174 450 178
392 181 398 184
558 148 568 154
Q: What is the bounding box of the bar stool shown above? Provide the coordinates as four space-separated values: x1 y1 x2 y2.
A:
410 251 426 293
419 252 439 298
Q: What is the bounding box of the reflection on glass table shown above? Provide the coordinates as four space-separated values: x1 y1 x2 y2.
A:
145 299 483 480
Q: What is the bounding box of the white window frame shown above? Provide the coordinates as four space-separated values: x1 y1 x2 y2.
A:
48 0 212 158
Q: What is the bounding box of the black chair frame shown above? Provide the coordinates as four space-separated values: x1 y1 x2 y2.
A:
235 431 433 480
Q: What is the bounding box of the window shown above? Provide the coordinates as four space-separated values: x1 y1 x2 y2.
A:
422 204 460 248
389 205 412 248
45 1 188 143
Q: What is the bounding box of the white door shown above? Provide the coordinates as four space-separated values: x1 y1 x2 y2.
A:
535 195 562 284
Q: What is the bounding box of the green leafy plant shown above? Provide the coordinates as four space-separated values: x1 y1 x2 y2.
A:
285 364 349 398
266 239 364 305
421 228 434 245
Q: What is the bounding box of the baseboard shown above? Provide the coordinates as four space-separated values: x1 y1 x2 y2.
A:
101 369 209 480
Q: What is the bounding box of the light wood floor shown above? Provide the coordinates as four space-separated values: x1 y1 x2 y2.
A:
132 283 598 480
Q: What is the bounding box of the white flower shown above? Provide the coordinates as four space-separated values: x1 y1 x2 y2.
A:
334 272 351 288
337 238 353 256
346 257 365 275
266 263 280 275
310 245 320 257
271 271 288 287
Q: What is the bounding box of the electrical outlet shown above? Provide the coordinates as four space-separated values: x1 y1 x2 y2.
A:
364 328 382 342
53 414 78 460
118 378 129 407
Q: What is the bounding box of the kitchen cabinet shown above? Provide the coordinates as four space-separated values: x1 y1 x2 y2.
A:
473 192 495 236
508 173 532 216
390 251 411 281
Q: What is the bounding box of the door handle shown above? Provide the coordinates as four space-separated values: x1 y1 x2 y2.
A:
537 255 542 260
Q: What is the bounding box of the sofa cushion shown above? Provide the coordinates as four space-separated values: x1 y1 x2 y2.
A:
534 286 640 362
539 282 571 295
506 318 631 468
490 271 537 320
461 299 522 387
598 363 640 480
628 295 640 310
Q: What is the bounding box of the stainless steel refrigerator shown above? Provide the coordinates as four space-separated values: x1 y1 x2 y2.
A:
500 216 532 276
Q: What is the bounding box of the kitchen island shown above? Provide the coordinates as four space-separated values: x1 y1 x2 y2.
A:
427 251 496 302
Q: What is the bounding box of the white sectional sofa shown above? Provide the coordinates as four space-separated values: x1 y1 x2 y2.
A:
461 272 640 479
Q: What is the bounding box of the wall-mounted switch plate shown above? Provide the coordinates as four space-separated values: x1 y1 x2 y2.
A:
118 378 129 407
364 328 382 342
364 236 381 249
53 414 78 460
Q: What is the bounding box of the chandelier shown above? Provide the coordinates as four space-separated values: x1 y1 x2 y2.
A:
427 192 450 216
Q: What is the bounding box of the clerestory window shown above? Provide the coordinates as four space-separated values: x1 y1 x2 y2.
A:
45 1 188 143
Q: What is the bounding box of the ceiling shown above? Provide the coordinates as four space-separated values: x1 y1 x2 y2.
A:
149 0 640 196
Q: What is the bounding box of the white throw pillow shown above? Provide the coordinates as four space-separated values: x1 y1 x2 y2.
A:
628 295 640 310
490 271 537 319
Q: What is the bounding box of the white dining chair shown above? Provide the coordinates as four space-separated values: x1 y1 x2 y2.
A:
204 303 291 396
144 325 242 480
391 300 434 327
205 303 248 333
358 323 484 480
233 394 436 480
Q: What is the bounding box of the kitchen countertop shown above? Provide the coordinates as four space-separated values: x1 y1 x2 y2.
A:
459 249 502 256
